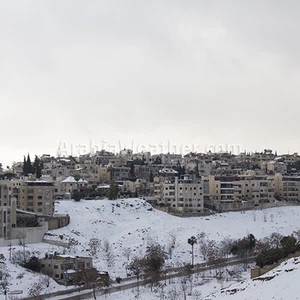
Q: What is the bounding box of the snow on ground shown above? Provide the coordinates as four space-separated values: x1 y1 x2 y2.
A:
2 198 300 298
87 257 300 300
203 256 300 300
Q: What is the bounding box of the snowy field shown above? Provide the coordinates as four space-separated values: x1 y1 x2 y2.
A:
2 198 300 299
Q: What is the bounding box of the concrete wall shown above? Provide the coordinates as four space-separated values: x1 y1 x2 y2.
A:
210 200 300 213
11 222 48 243
42 238 69 247
0 222 48 246
44 215 70 230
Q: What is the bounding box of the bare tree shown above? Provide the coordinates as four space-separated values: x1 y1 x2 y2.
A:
102 239 110 253
158 283 166 300
207 241 226 278
127 256 144 298
0 256 10 296
76 268 110 299
180 280 188 300
293 229 300 242
263 210 268 222
11 250 31 266
88 238 101 258
182 263 193 295
265 232 284 249
28 282 45 300
41 275 50 288
122 247 132 261
226 265 243 281
167 233 177 259
105 252 115 268
168 286 180 300
68 238 79 252
219 236 233 259
192 290 202 300
199 238 208 261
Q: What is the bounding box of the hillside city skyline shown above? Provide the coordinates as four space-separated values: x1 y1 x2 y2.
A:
2 142 299 169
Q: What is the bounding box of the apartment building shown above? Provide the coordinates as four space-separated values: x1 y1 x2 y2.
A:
274 174 300 202
155 175 203 213
161 153 182 166
175 175 204 212
18 180 55 214
238 175 275 203
202 174 275 211
99 166 130 183
92 151 116 165
61 176 88 194
40 254 93 284
0 181 17 239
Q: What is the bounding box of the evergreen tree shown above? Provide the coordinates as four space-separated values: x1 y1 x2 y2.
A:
106 182 119 200
23 156 27 175
74 173 81 191
194 160 200 178
23 154 33 176
33 156 42 179
129 163 136 182
149 171 154 182
27 154 33 174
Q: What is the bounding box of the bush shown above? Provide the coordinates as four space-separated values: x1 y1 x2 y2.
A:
25 256 41 272
255 248 285 268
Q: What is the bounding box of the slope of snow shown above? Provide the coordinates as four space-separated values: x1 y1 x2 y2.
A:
204 256 300 300
2 198 300 298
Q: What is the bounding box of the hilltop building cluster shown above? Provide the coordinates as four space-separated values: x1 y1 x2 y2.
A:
1 149 300 241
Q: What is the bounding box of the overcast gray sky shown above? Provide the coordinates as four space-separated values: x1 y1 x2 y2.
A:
1 0 300 166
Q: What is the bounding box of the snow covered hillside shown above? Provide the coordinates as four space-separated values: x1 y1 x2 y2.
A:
204 256 300 300
46 200 300 276
2 198 300 298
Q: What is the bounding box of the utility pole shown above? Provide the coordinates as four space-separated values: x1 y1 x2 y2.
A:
23 238 26 264
9 242 12 261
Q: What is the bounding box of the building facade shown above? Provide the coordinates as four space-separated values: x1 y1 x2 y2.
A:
18 180 55 214
0 181 17 239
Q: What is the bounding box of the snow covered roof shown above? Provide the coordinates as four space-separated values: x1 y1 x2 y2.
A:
57 255 76 259
65 269 76 274
62 176 88 183
58 158 70 162
97 185 111 189
159 168 178 174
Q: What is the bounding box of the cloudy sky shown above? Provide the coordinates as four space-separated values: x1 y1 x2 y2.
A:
1 0 300 166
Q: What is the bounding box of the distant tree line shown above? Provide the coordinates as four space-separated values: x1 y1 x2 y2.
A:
23 154 43 178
